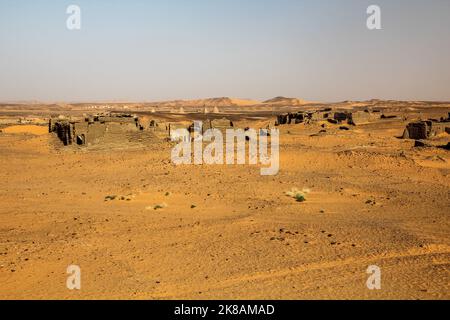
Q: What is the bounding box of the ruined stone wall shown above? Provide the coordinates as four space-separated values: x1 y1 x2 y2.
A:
333 112 350 122
51 115 143 146
348 111 371 125
53 121 72 145
276 112 305 125
403 120 449 140
429 122 448 137
404 122 428 139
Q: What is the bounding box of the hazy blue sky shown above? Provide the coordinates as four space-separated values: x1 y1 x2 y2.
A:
0 0 449 102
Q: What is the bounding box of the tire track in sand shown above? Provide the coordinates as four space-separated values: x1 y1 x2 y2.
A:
150 244 450 298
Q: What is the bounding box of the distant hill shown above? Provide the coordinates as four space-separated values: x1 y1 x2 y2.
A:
262 96 307 105
154 97 260 108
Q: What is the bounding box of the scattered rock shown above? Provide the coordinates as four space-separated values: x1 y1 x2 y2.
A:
146 203 168 210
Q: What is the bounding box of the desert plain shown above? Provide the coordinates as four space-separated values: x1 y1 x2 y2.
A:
0 97 449 299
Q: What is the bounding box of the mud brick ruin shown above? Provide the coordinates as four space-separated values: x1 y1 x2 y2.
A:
276 112 304 125
402 114 450 140
332 112 349 123
168 117 235 142
276 110 372 126
184 118 233 134
348 111 372 125
276 110 331 125
49 113 158 146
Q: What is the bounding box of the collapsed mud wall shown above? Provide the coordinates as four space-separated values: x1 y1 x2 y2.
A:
348 111 371 125
276 113 305 125
50 114 144 146
403 119 450 140
53 121 73 146
276 109 377 126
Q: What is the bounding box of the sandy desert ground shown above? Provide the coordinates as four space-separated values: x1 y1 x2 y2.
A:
0 100 449 299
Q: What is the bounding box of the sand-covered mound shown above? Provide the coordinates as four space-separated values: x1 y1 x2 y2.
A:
2 125 48 135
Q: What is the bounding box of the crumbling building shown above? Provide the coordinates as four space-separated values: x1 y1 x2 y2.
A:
49 113 150 146
402 120 449 140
